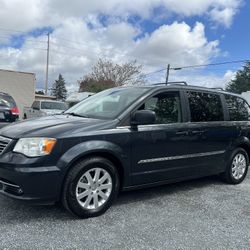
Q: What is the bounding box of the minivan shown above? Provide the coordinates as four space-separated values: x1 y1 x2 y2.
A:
0 82 249 218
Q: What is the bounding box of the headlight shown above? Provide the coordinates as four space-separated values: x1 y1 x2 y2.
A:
13 138 57 157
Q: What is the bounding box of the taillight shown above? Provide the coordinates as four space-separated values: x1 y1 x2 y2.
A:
11 107 19 115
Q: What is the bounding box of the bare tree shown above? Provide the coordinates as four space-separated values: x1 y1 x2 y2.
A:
79 59 145 92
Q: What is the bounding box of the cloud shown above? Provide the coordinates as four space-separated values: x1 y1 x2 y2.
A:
0 0 243 92
0 0 242 33
133 22 219 67
0 19 221 90
210 7 236 28
167 69 237 89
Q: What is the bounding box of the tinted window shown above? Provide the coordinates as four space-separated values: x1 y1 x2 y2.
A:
140 92 182 124
41 101 67 110
225 95 249 121
187 91 223 122
65 87 149 119
0 93 16 108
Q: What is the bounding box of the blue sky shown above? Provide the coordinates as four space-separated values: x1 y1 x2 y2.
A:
0 0 248 91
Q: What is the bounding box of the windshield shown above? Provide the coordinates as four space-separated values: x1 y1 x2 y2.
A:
41 101 67 110
0 94 16 108
65 87 149 119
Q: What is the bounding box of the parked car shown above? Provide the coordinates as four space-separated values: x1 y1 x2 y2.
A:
23 100 68 119
0 82 250 218
0 92 19 128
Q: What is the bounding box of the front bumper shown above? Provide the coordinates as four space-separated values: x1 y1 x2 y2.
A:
0 153 63 204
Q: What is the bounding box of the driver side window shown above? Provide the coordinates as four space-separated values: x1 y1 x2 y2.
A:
139 91 182 124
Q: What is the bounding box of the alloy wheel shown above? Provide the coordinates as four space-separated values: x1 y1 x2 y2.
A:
75 168 112 210
231 153 247 180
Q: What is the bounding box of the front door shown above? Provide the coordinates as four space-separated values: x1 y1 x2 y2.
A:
130 90 201 185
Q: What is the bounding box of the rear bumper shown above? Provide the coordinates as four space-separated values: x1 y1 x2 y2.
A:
0 161 63 204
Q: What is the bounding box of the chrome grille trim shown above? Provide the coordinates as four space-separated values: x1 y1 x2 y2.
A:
0 136 12 155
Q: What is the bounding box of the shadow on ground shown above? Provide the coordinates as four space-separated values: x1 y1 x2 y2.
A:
0 175 225 224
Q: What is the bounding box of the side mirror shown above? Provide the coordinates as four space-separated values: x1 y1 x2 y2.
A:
131 110 156 126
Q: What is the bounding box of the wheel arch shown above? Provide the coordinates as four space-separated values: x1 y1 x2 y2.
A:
65 151 125 188
57 140 129 199
231 136 250 157
236 143 250 159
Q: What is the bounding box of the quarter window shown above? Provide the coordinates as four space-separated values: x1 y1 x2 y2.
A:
187 91 223 122
225 95 249 121
139 92 182 124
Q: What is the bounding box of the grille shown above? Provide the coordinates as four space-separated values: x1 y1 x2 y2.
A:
0 136 12 155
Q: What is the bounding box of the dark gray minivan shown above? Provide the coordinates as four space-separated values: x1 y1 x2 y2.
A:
0 82 249 218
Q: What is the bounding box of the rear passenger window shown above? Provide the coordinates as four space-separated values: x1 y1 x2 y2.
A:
225 95 250 121
187 91 223 122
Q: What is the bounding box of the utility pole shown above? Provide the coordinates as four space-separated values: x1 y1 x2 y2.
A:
166 64 170 84
45 32 50 95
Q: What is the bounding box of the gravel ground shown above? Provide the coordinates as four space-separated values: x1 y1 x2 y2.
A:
0 174 250 250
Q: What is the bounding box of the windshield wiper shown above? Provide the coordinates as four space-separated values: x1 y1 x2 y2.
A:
64 112 90 118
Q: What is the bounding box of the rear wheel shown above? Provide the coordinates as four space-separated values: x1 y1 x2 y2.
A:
62 157 120 218
221 148 249 184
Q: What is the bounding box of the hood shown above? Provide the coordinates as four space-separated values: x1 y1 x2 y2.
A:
0 115 114 139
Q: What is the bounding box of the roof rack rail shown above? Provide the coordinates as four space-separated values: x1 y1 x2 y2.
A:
210 87 224 91
166 81 188 86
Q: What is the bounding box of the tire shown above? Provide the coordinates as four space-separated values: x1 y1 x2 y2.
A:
221 148 249 184
62 156 120 218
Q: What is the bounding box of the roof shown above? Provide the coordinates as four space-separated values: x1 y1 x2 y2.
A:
125 82 241 97
0 68 35 76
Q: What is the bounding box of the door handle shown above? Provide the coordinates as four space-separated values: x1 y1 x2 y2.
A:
175 131 189 136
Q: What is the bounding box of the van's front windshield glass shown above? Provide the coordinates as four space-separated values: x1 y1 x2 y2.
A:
65 87 149 120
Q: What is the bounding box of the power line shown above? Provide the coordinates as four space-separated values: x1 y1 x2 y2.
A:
140 59 250 78
171 59 249 70
0 34 46 44
142 68 166 77
51 36 93 47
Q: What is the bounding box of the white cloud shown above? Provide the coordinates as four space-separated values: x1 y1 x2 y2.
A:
0 0 243 92
0 19 222 90
167 69 237 89
133 22 219 67
0 0 242 33
210 7 236 28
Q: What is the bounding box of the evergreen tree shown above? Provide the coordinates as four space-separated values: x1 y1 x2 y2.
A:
51 74 67 100
226 61 250 94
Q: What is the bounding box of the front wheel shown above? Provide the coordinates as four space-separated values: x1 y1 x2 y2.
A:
62 157 120 218
221 148 249 184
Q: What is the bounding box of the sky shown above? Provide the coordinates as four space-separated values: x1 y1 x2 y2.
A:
0 0 249 93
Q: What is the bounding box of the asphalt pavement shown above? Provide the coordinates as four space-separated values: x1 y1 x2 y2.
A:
0 174 250 250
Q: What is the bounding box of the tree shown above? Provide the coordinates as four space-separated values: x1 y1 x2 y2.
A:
79 59 145 92
226 61 250 94
51 74 67 100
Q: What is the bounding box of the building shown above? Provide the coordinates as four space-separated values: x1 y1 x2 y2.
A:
0 69 36 118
